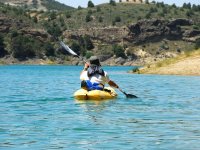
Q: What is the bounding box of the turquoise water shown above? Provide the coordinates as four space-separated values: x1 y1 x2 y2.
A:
0 65 200 150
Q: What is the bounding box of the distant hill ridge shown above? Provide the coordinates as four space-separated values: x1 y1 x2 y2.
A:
0 0 74 11
0 1 200 65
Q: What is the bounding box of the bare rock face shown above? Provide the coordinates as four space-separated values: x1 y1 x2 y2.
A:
98 55 112 62
182 30 200 42
63 27 129 44
0 16 50 41
0 16 29 31
20 29 49 41
126 19 199 44
0 16 12 32
183 30 200 37
63 18 199 47
114 57 126 65
167 18 192 27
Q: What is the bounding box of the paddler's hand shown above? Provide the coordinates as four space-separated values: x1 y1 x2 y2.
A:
83 62 90 71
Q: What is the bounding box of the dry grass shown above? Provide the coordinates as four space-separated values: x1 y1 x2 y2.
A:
136 49 200 76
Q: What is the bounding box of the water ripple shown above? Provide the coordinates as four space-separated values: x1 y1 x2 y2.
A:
0 66 200 149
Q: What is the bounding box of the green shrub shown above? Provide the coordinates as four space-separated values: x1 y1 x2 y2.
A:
183 3 191 9
59 17 65 27
32 0 38 8
137 16 142 21
85 14 92 22
1 8 7 14
186 10 194 17
195 39 200 49
78 36 86 48
84 35 94 50
71 41 81 54
88 1 94 8
49 11 57 20
85 51 94 59
172 4 177 8
98 16 103 23
44 42 55 56
149 7 157 13
78 6 83 10
193 25 200 30
65 11 71 18
158 12 165 17
33 16 38 23
0 34 6 57
162 7 168 14
132 67 139 72
115 16 121 22
10 30 19 38
46 22 62 37
160 44 169 50
145 0 149 4
145 12 151 19
97 6 101 12
13 7 24 15
156 2 165 7
192 4 200 11
110 0 116 6
11 35 37 60
174 9 178 15
112 44 126 58
112 20 116 26
88 9 93 14
80 48 86 56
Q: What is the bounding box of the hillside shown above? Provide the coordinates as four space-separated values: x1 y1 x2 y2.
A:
37 2 200 59
0 1 200 65
32 2 200 30
0 0 74 11
134 49 200 76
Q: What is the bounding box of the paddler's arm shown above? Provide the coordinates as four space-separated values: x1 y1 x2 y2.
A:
108 80 119 89
80 62 90 75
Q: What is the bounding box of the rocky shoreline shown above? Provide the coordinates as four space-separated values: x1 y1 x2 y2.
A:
0 51 176 66
1 50 200 77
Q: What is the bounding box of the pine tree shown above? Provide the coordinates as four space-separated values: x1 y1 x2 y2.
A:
88 1 94 8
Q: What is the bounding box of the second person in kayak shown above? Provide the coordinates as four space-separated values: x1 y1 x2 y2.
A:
80 56 119 91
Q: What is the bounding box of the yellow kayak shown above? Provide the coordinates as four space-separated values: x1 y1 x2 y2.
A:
74 87 117 100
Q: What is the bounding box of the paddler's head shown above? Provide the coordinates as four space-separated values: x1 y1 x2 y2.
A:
89 56 101 67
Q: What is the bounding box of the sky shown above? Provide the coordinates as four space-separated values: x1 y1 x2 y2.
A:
56 0 200 8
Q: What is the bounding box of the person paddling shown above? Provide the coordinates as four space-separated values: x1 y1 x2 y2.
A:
54 39 137 98
80 56 119 91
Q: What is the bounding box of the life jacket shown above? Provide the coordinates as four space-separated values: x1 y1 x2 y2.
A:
87 65 105 77
84 66 105 91
85 80 104 91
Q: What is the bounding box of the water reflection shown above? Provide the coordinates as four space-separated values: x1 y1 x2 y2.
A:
75 99 117 111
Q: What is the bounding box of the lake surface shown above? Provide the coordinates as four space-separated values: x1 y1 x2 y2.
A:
0 65 200 150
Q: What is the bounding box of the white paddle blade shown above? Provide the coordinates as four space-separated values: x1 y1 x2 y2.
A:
60 41 78 56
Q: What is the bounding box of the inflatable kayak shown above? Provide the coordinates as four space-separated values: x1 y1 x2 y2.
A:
74 87 117 100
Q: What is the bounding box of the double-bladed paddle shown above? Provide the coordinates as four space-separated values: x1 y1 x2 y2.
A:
118 88 137 98
59 40 87 64
56 38 138 98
